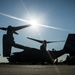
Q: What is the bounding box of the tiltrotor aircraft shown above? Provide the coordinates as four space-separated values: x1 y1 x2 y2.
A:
7 34 75 64
1 25 75 64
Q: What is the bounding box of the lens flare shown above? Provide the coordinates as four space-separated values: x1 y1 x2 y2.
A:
0 12 66 31
0 12 29 23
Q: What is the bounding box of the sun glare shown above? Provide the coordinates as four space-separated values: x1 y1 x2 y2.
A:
29 18 39 29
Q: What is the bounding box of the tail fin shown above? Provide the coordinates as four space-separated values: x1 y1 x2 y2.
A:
63 34 75 55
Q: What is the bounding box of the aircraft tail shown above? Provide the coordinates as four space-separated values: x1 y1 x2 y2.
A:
63 34 75 55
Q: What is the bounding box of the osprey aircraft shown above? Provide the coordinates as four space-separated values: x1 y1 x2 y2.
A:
7 34 75 64
1 25 75 64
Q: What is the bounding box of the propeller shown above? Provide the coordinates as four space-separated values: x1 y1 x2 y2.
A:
12 25 31 31
0 24 31 35
47 40 65 43
27 37 65 44
0 27 7 30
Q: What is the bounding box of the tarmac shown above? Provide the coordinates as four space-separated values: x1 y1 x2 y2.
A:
0 65 75 75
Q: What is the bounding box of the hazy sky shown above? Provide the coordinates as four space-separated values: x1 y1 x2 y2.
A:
0 0 75 62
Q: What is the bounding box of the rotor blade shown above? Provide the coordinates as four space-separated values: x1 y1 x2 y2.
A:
0 27 7 31
27 37 43 43
47 40 65 43
13 31 18 35
12 25 31 31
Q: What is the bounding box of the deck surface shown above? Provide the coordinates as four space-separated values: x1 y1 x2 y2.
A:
0 65 75 75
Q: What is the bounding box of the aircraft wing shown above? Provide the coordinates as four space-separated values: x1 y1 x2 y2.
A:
13 25 31 31
27 37 43 43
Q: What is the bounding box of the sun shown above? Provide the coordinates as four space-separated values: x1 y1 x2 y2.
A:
30 19 37 26
28 18 39 29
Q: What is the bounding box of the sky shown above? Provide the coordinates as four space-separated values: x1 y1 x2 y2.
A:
0 0 75 62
